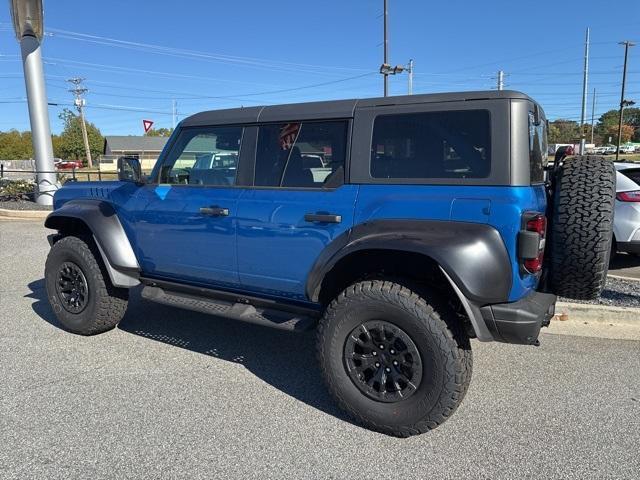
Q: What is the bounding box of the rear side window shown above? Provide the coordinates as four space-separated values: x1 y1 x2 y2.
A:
159 126 242 186
528 110 548 183
254 121 347 188
370 110 491 179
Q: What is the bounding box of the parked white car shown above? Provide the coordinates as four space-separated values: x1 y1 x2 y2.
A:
618 145 636 154
613 162 640 255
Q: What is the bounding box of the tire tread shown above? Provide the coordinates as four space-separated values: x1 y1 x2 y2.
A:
317 279 472 437
45 235 128 335
549 155 616 300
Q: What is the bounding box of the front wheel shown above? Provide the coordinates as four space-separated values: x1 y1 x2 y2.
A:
316 280 472 437
45 235 129 335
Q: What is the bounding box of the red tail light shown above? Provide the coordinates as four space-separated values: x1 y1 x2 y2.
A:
520 213 547 274
526 215 547 236
524 252 545 274
616 190 640 202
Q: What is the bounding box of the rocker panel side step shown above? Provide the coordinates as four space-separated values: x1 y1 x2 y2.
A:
141 286 317 332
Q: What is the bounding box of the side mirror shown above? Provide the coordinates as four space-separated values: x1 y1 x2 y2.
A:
117 156 143 183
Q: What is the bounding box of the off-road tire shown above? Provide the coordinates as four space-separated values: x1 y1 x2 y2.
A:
547 155 616 300
45 235 128 335
317 280 472 437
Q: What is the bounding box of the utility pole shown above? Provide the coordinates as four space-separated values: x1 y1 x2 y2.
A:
616 41 635 161
67 77 92 168
579 27 590 155
10 0 57 205
590 88 596 145
497 70 505 91
383 0 389 96
407 59 414 95
172 99 177 129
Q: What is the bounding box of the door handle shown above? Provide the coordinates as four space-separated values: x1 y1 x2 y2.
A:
304 213 342 224
200 206 229 217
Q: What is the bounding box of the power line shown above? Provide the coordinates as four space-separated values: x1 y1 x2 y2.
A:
45 27 371 77
42 57 378 100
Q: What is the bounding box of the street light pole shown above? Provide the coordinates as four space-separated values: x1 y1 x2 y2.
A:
383 0 389 97
497 70 504 90
10 0 57 205
579 27 590 155
616 41 635 161
407 59 413 95
172 99 177 129
590 88 596 145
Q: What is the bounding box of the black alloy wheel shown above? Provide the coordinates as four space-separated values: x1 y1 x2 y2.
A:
343 320 423 403
55 261 89 313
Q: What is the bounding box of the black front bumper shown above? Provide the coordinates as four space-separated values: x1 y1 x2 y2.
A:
480 291 557 345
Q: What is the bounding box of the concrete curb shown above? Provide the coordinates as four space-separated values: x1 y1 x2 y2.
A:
555 301 640 325
608 274 640 282
0 208 49 220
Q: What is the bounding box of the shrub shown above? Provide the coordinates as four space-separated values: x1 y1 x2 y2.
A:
0 178 36 201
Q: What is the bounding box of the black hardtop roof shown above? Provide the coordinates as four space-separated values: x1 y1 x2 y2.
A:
181 90 536 127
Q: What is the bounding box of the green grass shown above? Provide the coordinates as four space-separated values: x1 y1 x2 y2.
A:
615 154 640 163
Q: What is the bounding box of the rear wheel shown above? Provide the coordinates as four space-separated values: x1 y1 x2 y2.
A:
317 280 472 437
45 235 129 335
547 156 616 300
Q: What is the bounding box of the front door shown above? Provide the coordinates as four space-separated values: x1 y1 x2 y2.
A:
236 120 358 301
133 125 244 289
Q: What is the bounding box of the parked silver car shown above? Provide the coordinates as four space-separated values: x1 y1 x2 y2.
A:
614 162 640 255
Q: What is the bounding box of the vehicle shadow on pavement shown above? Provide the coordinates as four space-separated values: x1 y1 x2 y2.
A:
26 279 355 427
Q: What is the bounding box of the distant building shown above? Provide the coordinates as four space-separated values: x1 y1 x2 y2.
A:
101 136 169 171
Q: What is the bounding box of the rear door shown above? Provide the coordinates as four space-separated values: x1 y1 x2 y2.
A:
236 120 358 300
132 125 244 288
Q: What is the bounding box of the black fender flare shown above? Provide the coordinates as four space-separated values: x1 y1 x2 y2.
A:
306 219 512 314
44 199 140 287
305 220 513 342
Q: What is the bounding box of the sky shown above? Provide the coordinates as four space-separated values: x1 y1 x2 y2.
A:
0 0 639 135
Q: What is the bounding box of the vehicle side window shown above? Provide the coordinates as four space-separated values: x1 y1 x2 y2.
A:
254 121 347 188
159 126 243 186
528 111 547 184
370 110 491 179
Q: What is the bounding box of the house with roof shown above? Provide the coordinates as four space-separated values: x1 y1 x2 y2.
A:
101 136 170 171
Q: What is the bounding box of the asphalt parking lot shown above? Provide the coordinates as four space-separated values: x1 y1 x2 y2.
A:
1 220 639 479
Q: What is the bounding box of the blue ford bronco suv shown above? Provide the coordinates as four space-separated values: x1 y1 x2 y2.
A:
44 91 616 437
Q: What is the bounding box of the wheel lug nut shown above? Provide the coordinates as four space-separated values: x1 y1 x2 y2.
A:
393 360 398 366
390 349 395 354
372 351 377 356
375 362 380 368
379 345 384 349
385 367 391 372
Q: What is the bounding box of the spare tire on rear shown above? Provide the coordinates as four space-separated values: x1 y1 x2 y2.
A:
547 155 616 300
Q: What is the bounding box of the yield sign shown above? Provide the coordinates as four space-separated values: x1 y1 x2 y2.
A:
143 119 154 132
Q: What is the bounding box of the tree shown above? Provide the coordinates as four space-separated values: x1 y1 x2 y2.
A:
596 108 639 144
0 130 33 159
56 109 104 163
144 127 174 137
548 119 581 144
602 123 635 145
